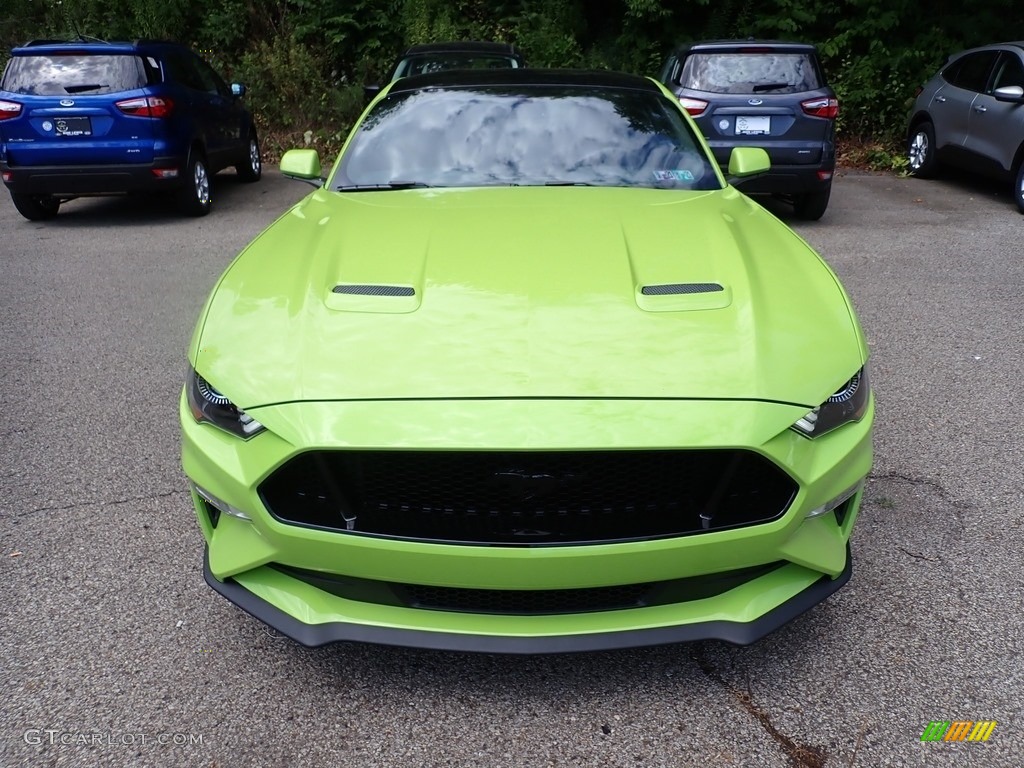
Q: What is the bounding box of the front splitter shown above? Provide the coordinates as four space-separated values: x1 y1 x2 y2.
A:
203 546 852 654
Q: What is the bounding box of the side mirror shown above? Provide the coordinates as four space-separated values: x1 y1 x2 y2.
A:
727 147 770 179
230 83 247 97
280 149 324 187
363 83 381 101
993 85 1024 103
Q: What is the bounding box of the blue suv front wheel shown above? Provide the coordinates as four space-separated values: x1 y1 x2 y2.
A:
236 130 262 183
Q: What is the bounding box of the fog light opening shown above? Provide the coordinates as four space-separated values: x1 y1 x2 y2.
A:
806 480 863 520
192 483 252 521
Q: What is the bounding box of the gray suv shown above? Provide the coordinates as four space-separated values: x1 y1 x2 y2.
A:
907 42 1024 213
658 40 837 220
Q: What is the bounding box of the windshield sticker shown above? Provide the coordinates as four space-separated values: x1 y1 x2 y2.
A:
653 169 696 182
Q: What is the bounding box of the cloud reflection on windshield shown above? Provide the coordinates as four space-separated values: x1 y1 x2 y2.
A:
339 87 719 190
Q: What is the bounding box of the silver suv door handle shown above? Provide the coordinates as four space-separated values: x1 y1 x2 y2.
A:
935 95 946 103
973 105 987 113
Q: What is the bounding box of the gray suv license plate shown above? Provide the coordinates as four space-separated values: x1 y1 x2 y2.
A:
735 116 770 135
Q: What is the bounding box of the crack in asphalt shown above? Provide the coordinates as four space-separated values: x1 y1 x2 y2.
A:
867 470 968 531
896 546 941 562
868 469 941 488
5 489 188 520
693 652 828 768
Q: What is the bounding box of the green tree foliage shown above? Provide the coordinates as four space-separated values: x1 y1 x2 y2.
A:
2 0 1020 156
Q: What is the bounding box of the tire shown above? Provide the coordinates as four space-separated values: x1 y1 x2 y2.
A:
177 151 212 217
10 192 60 221
1014 160 1024 215
908 121 938 178
235 130 262 183
793 185 831 221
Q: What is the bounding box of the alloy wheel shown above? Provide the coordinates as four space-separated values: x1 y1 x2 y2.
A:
249 139 262 177
909 131 929 171
194 160 210 206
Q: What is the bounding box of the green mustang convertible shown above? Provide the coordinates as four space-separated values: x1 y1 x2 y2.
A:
181 69 872 653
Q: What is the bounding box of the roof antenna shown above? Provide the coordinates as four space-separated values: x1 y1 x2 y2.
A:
68 16 108 44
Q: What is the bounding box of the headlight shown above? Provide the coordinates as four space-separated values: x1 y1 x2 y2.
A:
185 368 265 439
792 367 869 438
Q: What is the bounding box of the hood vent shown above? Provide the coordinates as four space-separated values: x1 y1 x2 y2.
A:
333 284 416 297
327 283 421 313
641 283 724 296
636 282 731 312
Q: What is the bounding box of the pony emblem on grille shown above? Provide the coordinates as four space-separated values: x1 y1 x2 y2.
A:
491 469 581 501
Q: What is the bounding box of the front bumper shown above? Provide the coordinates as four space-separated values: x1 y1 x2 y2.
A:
183 393 873 653
1 158 186 196
204 544 853 653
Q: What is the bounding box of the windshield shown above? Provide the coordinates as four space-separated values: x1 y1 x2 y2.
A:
335 85 721 191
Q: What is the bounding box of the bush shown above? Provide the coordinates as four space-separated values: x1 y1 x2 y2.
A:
232 37 369 160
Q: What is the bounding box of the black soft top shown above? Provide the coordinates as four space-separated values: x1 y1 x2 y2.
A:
401 41 519 56
388 68 662 95
669 39 820 56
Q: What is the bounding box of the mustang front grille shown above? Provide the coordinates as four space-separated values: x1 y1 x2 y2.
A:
258 450 797 545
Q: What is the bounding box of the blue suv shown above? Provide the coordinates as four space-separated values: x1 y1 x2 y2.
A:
0 39 261 220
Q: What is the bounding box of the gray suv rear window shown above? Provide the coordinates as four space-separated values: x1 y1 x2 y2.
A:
681 53 821 94
1 54 151 95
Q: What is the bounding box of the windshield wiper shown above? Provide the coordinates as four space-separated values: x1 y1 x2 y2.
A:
335 181 434 191
751 82 791 93
65 84 108 93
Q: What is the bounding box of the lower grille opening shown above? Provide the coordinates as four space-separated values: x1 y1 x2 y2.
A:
400 583 650 614
259 449 798 546
272 562 786 615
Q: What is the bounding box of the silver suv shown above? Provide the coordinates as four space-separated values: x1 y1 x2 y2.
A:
658 40 838 220
907 42 1024 213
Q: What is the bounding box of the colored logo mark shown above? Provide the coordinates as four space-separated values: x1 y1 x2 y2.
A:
920 721 997 742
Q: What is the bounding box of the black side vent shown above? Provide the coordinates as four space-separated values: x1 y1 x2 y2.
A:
641 283 724 296
333 284 415 297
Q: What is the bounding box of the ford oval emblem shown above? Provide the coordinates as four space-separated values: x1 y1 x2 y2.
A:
747 98 763 106
60 99 75 107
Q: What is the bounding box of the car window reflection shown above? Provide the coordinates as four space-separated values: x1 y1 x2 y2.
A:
682 54 820 94
338 86 721 191
2 55 146 95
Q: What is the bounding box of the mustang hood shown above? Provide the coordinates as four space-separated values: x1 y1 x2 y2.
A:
194 186 864 408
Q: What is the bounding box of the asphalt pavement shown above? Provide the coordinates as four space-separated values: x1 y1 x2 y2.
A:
1 166 1021 767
